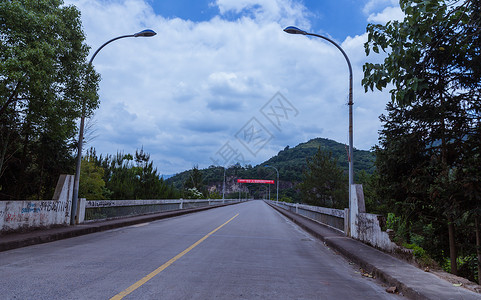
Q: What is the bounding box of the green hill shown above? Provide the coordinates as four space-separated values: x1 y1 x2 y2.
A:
263 137 375 181
166 137 375 201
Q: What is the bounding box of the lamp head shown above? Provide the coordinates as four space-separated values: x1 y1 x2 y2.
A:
264 165 270 167
134 29 157 37
283 26 307 35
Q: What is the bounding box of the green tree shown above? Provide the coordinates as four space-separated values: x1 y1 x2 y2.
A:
106 152 136 200
79 157 107 200
208 189 222 199
457 129 481 283
363 0 481 276
0 0 99 199
84 148 179 200
357 170 385 214
183 165 205 198
299 148 348 209
132 148 171 199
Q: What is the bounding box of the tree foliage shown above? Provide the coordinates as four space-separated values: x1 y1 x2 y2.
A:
0 0 100 199
183 165 206 199
79 157 106 200
298 148 348 209
363 0 481 106
363 0 481 280
80 148 179 200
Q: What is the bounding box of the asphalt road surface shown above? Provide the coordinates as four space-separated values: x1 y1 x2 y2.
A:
0 200 403 299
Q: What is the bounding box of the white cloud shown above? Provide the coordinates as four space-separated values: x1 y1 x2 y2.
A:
362 0 399 15
215 0 310 28
367 6 404 23
66 0 390 174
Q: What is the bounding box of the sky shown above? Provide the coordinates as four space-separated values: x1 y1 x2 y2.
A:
64 0 404 175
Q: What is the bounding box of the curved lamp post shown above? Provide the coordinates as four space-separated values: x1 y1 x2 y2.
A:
71 29 157 225
283 26 354 226
264 165 279 203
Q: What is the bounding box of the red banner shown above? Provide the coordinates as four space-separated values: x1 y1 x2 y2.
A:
237 179 274 184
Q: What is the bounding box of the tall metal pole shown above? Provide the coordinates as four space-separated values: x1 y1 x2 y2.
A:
264 165 279 203
283 26 354 231
71 30 156 225
222 166 226 201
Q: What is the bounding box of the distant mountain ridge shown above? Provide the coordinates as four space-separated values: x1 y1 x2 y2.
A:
166 137 375 200
264 137 375 177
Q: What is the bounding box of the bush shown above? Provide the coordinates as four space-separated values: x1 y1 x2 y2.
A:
443 255 479 283
280 196 293 203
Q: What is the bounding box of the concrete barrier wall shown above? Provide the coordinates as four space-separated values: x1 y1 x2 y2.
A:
269 196 398 253
1 171 243 232
271 201 346 232
353 213 397 252
80 198 242 223
0 175 73 233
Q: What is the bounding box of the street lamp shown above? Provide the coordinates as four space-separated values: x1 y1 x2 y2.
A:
71 29 157 225
222 166 226 202
283 26 354 226
264 165 279 203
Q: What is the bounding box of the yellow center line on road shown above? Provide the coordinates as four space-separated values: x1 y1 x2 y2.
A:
110 213 239 300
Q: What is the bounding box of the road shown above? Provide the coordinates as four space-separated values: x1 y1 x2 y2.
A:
0 200 402 299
